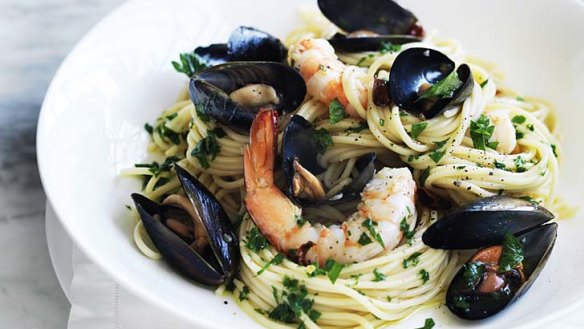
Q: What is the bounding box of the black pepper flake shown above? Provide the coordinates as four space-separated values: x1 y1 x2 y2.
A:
224 301 228 305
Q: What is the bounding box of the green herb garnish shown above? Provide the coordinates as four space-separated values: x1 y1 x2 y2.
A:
410 122 428 139
379 41 402 54
512 115 526 124
346 121 369 134
144 123 154 134
470 114 499 151
433 138 449 148
419 269 430 284
363 219 385 248
191 128 224 168
461 261 485 289
172 52 207 77
195 103 210 122
245 227 267 252
295 214 306 227
313 128 333 154
373 268 387 282
239 286 250 301
402 252 422 269
419 70 462 100
269 277 321 327
400 217 415 242
429 149 446 163
498 232 524 273
514 156 526 172
379 118 385 126
418 168 430 186
329 98 347 124
480 79 489 88
494 160 506 170
257 253 285 275
416 318 436 329
358 232 372 246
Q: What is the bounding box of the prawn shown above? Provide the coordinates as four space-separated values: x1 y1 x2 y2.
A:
289 38 368 118
485 109 517 154
243 109 417 266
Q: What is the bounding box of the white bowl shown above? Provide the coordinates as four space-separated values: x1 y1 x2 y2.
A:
37 0 584 327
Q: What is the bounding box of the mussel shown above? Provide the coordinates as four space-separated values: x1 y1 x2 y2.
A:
189 62 306 129
389 48 474 118
422 196 554 249
282 115 376 206
195 26 287 65
422 196 558 320
131 165 238 286
318 0 423 52
447 223 557 320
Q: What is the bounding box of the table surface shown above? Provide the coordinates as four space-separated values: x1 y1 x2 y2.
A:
1 1 583 329
0 0 122 328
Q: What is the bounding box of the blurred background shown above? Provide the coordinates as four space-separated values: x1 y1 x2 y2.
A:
0 1 121 327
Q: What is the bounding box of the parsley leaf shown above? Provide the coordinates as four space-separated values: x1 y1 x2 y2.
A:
551 144 558 157
512 115 526 124
172 52 207 77
195 103 210 122
379 41 402 54
239 286 250 301
324 259 344 284
329 98 347 124
429 149 446 163
416 318 435 329
480 79 489 88
245 227 267 253
419 269 430 284
313 128 333 154
494 160 506 170
410 122 428 139
269 277 320 327
418 168 430 186
379 119 385 126
499 232 524 273
357 232 372 245
363 219 385 248
346 121 369 134
257 253 285 275
400 218 415 242
419 70 462 100
144 123 154 134
514 156 526 172
461 261 485 289
470 114 497 151
191 128 224 168
402 252 422 269
373 268 386 282
295 214 306 227
433 138 449 149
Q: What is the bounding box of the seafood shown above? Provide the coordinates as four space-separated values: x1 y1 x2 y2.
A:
195 26 287 65
189 61 306 128
289 38 368 117
282 114 376 205
318 0 423 52
243 109 417 266
132 165 239 286
485 109 517 154
389 47 474 118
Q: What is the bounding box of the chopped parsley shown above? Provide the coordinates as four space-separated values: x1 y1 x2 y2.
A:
433 138 449 149
400 218 415 243
419 269 430 284
551 144 558 157
345 121 369 134
379 118 385 126
373 268 387 282
312 128 333 154
358 232 372 245
307 259 344 284
195 103 210 122
498 232 524 273
144 123 154 134
329 98 347 124
165 112 178 121
379 41 402 54
386 296 392 302
470 114 499 151
494 160 506 170
429 149 446 163
402 252 422 269
269 277 321 327
363 219 385 248
172 52 207 77
239 286 250 301
134 156 180 177
156 124 183 145
516 96 525 102
245 227 268 253
418 168 430 186
191 128 225 168
295 214 306 227
461 261 485 289
257 253 285 275
514 156 526 172
512 115 526 124
409 122 428 139
419 70 462 100
480 79 489 88
416 318 436 329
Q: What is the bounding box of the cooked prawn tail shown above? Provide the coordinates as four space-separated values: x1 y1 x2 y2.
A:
244 108 278 190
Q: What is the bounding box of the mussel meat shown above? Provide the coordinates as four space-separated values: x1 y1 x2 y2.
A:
195 26 287 65
189 62 306 129
131 165 238 286
318 0 423 52
422 195 554 249
446 223 558 320
389 48 474 118
282 115 376 206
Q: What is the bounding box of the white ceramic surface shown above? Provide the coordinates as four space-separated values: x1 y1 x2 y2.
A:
45 202 73 301
37 0 584 328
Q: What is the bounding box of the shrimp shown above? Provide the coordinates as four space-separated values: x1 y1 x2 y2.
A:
243 109 417 266
485 109 517 154
288 38 368 118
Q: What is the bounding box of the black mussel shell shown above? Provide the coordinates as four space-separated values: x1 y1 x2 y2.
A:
282 115 325 205
190 62 306 128
131 166 239 286
389 48 474 118
318 0 418 35
446 223 558 320
422 196 554 250
328 33 420 52
194 26 286 66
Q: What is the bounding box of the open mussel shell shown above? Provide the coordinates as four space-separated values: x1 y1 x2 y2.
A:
194 26 287 66
189 62 306 128
422 196 554 249
328 33 420 52
318 0 418 35
389 48 474 118
446 223 558 320
131 166 238 286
